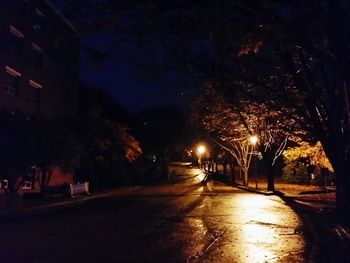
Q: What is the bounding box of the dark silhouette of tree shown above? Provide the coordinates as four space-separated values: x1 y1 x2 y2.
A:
0 86 142 196
135 107 189 178
77 85 141 189
79 84 134 125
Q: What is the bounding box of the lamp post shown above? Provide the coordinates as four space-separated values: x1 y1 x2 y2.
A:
197 145 206 169
249 135 258 189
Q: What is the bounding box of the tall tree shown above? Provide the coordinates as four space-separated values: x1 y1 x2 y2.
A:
59 0 350 222
135 107 189 178
191 87 303 190
77 86 142 188
119 0 350 223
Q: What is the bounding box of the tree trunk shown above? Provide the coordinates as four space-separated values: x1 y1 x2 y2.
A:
160 159 169 179
243 169 248 187
40 169 47 195
261 149 276 192
334 158 350 225
90 173 98 193
267 165 275 192
223 162 227 176
230 161 235 185
40 167 53 196
321 135 350 224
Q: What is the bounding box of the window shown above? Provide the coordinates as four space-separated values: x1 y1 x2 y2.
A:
35 8 45 17
29 79 42 108
32 43 44 69
0 180 8 189
9 25 24 53
21 180 32 190
4 66 21 96
33 9 45 33
33 21 43 31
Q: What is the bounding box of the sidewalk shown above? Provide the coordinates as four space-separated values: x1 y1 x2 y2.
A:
200 178 350 261
0 186 140 220
227 181 350 263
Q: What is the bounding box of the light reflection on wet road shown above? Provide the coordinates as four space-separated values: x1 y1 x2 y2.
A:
165 193 306 262
0 163 309 262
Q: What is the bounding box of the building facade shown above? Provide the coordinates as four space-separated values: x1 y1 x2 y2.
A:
0 0 79 118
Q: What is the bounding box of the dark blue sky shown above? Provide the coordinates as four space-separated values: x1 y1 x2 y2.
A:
79 33 187 113
51 0 187 113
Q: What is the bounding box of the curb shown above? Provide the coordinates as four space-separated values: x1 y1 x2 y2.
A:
233 184 275 196
0 194 94 222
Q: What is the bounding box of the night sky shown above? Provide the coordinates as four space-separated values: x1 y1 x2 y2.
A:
52 0 189 113
80 59 185 113
48 0 188 113
80 33 187 113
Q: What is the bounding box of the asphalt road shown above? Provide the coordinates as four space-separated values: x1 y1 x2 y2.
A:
0 164 311 263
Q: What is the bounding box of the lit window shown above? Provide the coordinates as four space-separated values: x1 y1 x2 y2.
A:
0 179 8 189
29 79 42 89
4 66 21 96
33 23 42 31
9 25 24 53
10 25 24 38
32 43 44 69
35 8 45 17
21 180 32 190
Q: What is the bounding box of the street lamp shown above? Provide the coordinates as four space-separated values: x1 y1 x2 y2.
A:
197 145 206 155
196 144 206 169
249 135 259 189
249 135 258 146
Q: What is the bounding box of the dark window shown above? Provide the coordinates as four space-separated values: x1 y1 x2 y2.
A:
29 87 40 103
9 26 24 53
35 52 44 69
4 67 21 96
32 43 44 69
10 35 23 53
29 80 42 110
33 10 45 34
33 22 43 31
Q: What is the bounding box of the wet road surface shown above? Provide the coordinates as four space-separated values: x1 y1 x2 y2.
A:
0 164 311 262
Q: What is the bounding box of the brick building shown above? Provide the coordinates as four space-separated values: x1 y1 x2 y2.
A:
0 0 79 118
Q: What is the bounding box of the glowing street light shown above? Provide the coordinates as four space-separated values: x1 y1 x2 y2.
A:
196 144 206 169
249 135 259 189
197 145 206 155
249 135 258 146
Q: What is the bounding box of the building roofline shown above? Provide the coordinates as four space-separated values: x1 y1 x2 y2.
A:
44 0 79 35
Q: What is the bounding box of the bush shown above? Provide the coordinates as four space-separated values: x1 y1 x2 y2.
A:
283 158 311 184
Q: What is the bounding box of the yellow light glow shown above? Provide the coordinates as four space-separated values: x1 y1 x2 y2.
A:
249 135 258 145
232 194 305 262
197 145 206 155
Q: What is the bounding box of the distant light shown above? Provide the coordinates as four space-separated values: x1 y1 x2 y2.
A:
249 135 258 145
197 145 206 155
